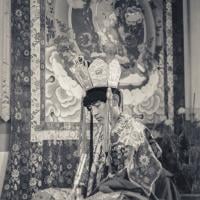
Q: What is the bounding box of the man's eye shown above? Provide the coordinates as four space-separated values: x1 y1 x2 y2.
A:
94 103 100 108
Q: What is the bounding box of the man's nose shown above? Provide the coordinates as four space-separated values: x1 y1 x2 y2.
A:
92 107 99 116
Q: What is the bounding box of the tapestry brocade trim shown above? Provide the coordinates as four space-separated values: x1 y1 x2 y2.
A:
165 0 174 121
30 0 80 142
1 0 33 199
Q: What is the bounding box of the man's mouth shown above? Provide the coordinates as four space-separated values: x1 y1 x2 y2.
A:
95 116 103 121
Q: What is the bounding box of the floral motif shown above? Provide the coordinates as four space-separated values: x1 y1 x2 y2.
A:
125 7 144 26
77 32 92 48
21 167 29 175
24 49 30 56
22 193 28 199
15 9 22 17
11 170 20 178
15 112 22 120
29 178 37 187
139 155 150 167
177 107 186 115
12 144 20 152
164 119 173 126
4 184 10 191
24 76 30 83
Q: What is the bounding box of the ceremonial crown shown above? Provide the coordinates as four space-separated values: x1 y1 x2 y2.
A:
70 56 121 91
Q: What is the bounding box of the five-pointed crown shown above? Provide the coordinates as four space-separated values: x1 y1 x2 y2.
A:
70 56 121 91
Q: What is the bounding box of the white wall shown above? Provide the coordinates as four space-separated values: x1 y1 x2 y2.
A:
0 152 9 195
0 122 9 196
0 0 11 197
184 0 200 119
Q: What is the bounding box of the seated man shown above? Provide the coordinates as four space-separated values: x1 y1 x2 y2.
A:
72 87 180 200
32 57 180 200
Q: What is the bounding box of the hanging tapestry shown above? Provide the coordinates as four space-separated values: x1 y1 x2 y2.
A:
31 0 174 142
1 0 175 200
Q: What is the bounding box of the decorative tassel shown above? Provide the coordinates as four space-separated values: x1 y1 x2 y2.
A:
71 96 87 194
72 154 87 194
89 111 93 170
119 89 123 112
103 88 112 155
79 97 87 155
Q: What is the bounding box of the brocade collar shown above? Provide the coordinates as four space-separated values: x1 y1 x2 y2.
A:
111 113 132 137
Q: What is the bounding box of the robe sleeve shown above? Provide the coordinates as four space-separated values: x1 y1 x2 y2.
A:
144 128 162 159
125 120 162 196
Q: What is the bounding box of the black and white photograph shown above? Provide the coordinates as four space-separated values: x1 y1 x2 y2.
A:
0 0 200 199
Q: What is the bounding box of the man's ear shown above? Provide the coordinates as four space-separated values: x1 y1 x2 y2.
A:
112 94 120 107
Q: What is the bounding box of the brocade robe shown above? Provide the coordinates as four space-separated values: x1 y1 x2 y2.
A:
32 114 180 200
79 113 163 199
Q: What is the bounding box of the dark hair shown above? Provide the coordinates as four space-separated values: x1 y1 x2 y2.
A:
83 87 121 108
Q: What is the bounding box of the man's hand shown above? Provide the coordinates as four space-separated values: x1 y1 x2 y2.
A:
70 187 84 200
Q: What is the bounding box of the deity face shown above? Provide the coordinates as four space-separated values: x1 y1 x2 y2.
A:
90 100 107 123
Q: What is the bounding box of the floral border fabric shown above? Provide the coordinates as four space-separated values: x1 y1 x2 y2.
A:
165 0 174 121
1 1 78 199
1 0 32 199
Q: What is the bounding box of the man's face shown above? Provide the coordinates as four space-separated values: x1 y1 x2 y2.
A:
89 101 107 123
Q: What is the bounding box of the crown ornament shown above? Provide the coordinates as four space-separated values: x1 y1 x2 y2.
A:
70 56 93 90
70 56 121 91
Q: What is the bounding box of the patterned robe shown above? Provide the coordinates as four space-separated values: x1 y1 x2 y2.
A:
79 113 163 199
32 114 180 200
